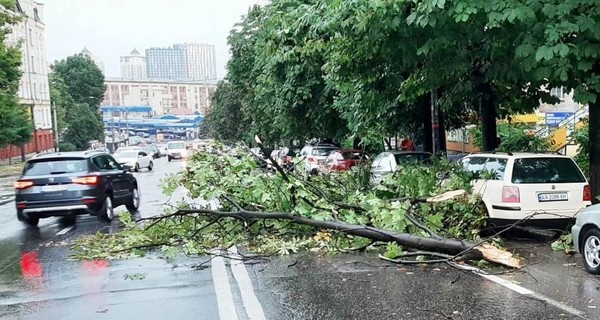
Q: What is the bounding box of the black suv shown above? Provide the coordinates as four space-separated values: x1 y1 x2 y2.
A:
14 151 140 226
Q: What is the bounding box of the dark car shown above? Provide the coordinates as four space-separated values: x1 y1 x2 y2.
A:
14 151 140 226
143 145 161 159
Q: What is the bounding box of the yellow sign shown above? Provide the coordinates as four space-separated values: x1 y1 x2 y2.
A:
549 126 567 151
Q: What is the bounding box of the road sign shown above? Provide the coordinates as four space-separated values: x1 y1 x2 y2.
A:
545 112 573 127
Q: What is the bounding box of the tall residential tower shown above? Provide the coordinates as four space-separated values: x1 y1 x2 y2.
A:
145 43 216 81
120 48 146 79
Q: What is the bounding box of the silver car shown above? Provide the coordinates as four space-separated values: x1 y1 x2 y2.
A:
572 204 600 274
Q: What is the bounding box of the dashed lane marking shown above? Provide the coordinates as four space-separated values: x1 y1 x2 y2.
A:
56 225 74 236
211 255 240 320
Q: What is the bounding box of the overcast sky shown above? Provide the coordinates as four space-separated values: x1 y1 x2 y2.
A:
41 0 263 78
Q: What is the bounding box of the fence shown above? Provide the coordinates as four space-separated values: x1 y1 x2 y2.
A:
0 129 54 160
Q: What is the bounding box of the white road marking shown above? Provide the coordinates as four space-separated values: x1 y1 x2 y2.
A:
229 247 266 320
211 256 240 320
479 274 586 318
56 225 74 236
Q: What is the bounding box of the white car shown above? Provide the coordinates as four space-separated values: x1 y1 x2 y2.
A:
298 145 338 175
114 150 154 172
461 153 591 227
166 141 188 161
572 204 600 274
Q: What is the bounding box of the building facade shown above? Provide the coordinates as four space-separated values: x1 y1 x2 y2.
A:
120 48 146 79
0 0 55 160
146 46 187 79
102 78 217 116
145 43 217 81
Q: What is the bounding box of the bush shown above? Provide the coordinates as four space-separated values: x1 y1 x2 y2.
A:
59 142 76 152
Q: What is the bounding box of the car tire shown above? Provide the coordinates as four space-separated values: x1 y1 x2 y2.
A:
97 195 115 223
126 187 140 213
148 161 153 171
582 228 600 274
134 163 140 172
168 156 172 162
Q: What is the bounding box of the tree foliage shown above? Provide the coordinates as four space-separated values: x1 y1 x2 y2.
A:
0 0 32 149
50 54 105 150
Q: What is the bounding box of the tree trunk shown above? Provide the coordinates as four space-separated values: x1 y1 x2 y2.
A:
170 208 521 268
589 94 600 203
479 82 497 151
20 146 25 163
437 106 447 154
422 94 433 153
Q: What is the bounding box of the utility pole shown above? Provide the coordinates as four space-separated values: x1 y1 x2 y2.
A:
51 100 59 152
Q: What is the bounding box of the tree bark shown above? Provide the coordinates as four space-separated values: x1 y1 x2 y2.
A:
169 208 522 268
422 94 433 153
589 90 600 203
479 82 497 151
437 106 447 154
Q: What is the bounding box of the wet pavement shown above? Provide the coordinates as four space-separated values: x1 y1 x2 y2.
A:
0 157 599 319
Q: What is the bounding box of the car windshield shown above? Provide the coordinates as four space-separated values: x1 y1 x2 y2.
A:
311 147 337 156
394 153 432 165
168 142 185 149
115 151 139 158
23 159 87 176
511 157 586 184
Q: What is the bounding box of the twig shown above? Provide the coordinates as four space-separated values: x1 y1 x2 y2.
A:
223 194 244 211
405 209 442 240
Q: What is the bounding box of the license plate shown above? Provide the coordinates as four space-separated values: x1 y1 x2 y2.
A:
538 193 568 202
41 185 68 192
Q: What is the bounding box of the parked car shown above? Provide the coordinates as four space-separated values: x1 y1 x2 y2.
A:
321 149 369 175
14 151 140 226
299 144 339 175
370 151 433 184
156 144 168 157
143 145 161 159
278 147 297 170
166 141 188 161
461 153 591 227
572 204 600 274
114 150 154 172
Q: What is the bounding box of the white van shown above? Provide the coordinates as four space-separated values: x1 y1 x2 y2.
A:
166 141 188 162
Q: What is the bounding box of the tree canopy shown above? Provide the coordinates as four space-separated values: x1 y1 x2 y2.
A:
50 54 105 150
0 0 33 149
205 0 600 194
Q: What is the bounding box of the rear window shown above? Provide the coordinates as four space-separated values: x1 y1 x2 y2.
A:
511 157 586 184
168 142 185 149
394 153 432 165
341 151 368 160
312 147 337 156
24 158 88 176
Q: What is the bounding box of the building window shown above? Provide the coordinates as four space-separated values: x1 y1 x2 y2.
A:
28 29 34 46
550 86 565 101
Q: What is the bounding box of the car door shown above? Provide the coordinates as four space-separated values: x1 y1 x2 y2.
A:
91 155 131 204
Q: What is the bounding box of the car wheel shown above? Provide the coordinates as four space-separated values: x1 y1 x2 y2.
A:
98 195 114 223
148 161 153 171
582 228 600 274
126 187 140 213
168 156 172 162
134 163 140 172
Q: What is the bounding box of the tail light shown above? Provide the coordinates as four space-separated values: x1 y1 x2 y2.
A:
72 176 99 185
308 157 317 164
502 186 520 203
14 181 34 190
584 184 592 201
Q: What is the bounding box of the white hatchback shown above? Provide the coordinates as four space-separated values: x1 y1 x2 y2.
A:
461 153 591 227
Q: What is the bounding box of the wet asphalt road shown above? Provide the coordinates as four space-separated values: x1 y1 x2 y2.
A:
0 157 599 319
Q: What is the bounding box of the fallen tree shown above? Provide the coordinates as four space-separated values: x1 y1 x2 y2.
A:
71 141 522 268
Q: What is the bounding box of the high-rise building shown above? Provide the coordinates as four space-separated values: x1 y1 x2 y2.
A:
120 48 146 79
146 45 187 80
182 43 217 81
145 43 217 80
81 47 105 74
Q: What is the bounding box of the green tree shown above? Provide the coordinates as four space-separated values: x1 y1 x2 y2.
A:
0 0 33 156
50 54 105 149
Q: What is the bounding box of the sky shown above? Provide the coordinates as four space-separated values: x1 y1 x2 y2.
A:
41 0 264 79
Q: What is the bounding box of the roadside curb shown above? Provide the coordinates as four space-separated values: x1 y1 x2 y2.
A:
0 198 14 206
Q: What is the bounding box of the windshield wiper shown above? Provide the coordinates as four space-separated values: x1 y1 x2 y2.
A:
49 171 68 175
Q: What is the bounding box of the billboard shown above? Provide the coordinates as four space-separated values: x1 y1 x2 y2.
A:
545 112 573 127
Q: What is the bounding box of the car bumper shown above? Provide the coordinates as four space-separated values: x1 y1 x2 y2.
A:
572 224 582 253
17 197 102 218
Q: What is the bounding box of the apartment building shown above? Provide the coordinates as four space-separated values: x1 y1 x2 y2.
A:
146 43 217 81
120 48 147 79
102 78 217 116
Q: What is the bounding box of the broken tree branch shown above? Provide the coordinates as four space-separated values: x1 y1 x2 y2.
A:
151 208 521 268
